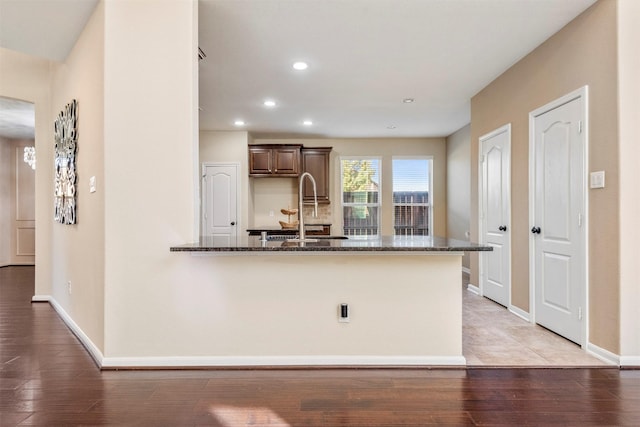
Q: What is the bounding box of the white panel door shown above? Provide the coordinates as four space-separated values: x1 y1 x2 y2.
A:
202 164 238 237
531 93 586 345
480 125 511 307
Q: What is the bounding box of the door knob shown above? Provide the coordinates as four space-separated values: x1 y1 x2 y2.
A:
230 222 236 226
531 226 541 234
498 225 507 232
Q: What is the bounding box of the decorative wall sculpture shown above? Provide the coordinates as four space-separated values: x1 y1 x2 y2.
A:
54 99 78 224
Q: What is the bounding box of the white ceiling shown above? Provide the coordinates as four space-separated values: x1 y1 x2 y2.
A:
0 97 34 140
198 0 597 138
0 0 597 140
0 0 99 61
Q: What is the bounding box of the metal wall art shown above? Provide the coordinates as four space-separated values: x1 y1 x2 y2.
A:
54 99 78 224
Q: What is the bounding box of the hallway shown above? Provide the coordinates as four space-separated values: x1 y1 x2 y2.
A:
462 273 608 367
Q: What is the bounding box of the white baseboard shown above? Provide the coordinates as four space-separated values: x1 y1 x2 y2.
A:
620 356 640 368
586 342 619 366
102 355 467 369
508 305 530 322
466 284 480 295
461 267 471 275
34 295 466 369
45 297 105 368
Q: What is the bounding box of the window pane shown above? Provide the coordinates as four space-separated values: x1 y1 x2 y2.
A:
394 205 429 236
341 158 380 236
343 206 379 236
393 159 430 236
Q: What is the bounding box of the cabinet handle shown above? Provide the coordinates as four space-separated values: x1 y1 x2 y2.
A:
531 226 541 234
498 225 507 232
230 222 236 226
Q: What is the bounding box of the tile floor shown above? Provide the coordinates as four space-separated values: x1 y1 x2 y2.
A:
461 273 609 367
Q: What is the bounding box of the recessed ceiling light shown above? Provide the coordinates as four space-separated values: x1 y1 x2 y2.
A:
263 100 276 107
403 98 415 103
234 120 245 126
387 125 397 129
293 61 308 71
303 120 313 126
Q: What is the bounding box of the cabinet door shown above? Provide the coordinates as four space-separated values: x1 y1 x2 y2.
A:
273 147 300 176
249 147 272 175
302 148 331 203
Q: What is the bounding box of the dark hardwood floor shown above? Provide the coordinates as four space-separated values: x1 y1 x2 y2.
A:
1 265 639 426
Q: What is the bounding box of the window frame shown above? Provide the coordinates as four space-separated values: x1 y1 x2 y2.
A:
391 156 433 237
340 156 382 237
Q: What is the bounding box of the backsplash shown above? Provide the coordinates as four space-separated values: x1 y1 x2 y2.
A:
303 204 332 224
251 178 333 226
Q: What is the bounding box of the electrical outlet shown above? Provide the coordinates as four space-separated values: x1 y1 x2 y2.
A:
269 210 274 217
338 303 350 323
67 280 72 295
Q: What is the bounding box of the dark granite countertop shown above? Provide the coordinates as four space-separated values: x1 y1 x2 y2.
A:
170 236 492 253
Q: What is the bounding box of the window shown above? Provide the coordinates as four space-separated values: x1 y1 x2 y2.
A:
392 158 432 236
341 158 381 236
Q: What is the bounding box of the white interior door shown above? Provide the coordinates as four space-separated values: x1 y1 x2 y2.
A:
202 163 238 237
530 90 586 345
480 125 511 307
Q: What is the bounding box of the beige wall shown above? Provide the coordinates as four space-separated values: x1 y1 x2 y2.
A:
618 0 640 363
446 125 471 270
0 48 52 294
199 131 251 233
470 0 619 352
49 0 105 353
253 137 448 237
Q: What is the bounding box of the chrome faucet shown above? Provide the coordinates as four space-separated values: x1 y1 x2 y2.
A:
298 172 318 241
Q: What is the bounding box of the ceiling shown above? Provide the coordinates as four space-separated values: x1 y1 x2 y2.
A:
0 0 597 140
0 97 35 140
0 0 99 139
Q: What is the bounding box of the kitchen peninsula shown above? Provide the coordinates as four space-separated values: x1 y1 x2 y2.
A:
169 236 490 367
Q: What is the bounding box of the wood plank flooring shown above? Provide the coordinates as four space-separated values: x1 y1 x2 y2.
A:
2 266 639 426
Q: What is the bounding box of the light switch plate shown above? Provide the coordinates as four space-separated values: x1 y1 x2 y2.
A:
590 171 605 189
89 176 97 193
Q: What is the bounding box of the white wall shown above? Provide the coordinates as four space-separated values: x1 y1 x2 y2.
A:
102 254 463 366
618 0 640 366
102 0 199 357
49 0 105 352
446 124 471 270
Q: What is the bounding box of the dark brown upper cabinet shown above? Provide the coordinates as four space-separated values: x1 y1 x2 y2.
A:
249 145 301 177
301 147 332 204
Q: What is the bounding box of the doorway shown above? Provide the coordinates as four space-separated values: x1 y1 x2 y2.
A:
479 124 511 308
529 87 588 346
0 97 36 267
201 163 239 238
